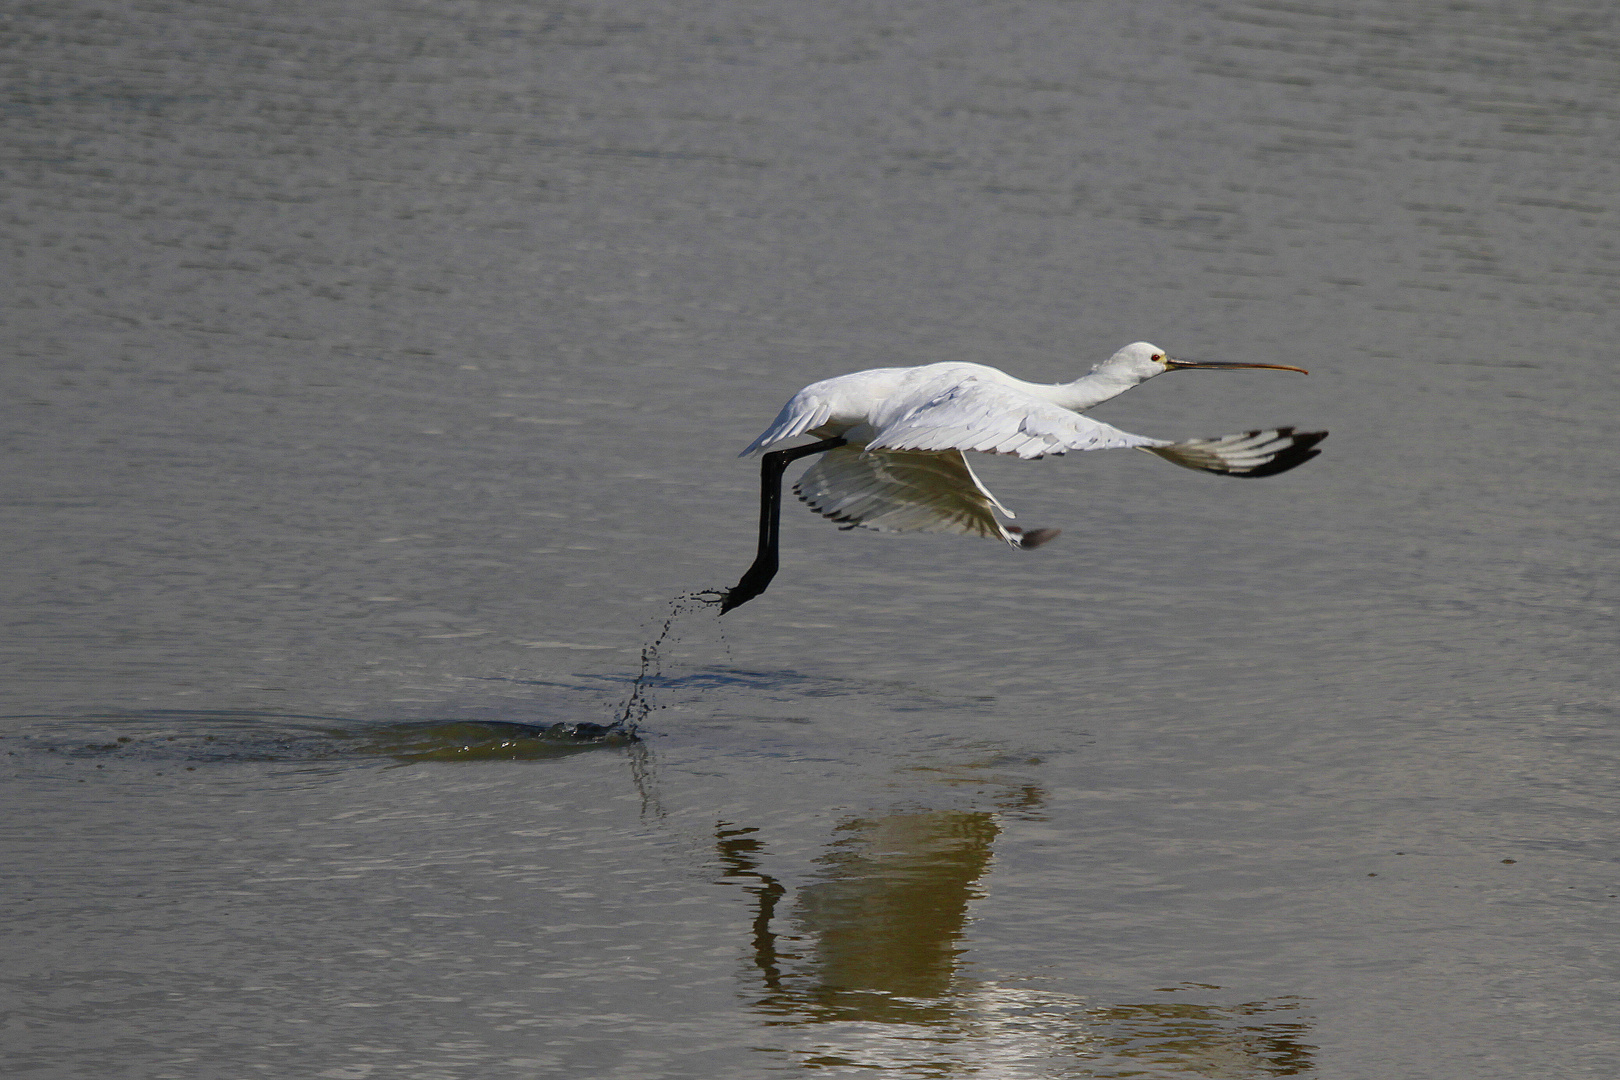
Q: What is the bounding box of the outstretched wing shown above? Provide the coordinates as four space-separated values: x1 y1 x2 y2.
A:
867 381 1166 460
794 445 1018 542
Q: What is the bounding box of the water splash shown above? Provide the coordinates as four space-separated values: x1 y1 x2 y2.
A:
613 592 724 732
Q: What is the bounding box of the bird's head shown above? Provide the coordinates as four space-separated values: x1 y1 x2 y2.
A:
1095 341 1309 381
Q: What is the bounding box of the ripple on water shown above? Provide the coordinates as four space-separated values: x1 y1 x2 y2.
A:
0 711 633 773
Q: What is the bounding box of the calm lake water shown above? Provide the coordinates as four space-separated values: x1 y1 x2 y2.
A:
4 1 1617 1077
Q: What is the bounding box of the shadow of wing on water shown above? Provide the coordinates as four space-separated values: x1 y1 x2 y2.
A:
715 796 1316 1077
661 666 991 708
576 664 994 722
1 710 634 771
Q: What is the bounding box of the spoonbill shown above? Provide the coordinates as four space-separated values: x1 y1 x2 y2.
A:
717 342 1326 612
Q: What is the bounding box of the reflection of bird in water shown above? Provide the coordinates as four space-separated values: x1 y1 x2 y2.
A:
714 796 1317 1076
720 342 1326 611
715 810 1000 1024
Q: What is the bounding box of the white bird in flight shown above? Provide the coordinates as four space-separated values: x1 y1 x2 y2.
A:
716 341 1326 612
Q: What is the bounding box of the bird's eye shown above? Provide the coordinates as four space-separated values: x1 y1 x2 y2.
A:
1152 353 1165 362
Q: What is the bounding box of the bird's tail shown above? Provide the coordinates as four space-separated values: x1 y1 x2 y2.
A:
1143 427 1327 478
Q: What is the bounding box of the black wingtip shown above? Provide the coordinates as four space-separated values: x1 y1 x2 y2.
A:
1199 428 1328 478
1236 429 1328 478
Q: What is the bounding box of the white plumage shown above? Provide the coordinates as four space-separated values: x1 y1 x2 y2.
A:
741 342 1326 549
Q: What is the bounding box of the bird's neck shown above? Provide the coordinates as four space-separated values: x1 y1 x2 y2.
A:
1045 369 1148 412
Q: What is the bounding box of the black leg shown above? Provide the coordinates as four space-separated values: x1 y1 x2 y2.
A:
719 437 847 614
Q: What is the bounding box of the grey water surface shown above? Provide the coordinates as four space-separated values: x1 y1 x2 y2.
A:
3 1 1617 1077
